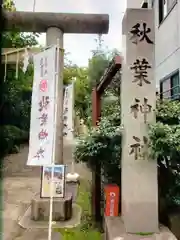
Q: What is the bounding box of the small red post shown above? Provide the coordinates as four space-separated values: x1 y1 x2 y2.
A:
104 184 120 217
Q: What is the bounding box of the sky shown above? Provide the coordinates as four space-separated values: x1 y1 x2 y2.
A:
13 0 126 66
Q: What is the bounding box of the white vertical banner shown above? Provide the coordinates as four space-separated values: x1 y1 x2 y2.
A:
63 82 74 140
27 46 57 166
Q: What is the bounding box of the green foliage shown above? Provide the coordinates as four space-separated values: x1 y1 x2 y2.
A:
74 67 91 121
149 122 180 163
60 229 101 240
1 0 39 158
2 0 39 48
2 32 39 48
0 66 33 158
148 100 180 209
88 53 109 87
101 98 121 123
74 35 121 125
88 41 120 90
88 35 109 87
156 99 180 125
149 99 180 169
63 65 78 85
75 112 121 184
0 125 29 156
63 58 91 121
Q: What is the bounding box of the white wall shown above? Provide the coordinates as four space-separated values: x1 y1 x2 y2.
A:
154 0 180 86
126 0 152 8
126 0 144 8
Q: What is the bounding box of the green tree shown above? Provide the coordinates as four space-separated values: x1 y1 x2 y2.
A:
74 67 91 120
74 35 121 126
149 100 180 209
1 0 39 158
2 0 39 47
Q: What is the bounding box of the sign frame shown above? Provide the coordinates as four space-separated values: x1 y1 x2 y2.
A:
40 165 66 198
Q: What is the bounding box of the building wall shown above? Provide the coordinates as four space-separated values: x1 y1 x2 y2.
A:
126 0 152 8
153 0 180 88
126 0 144 8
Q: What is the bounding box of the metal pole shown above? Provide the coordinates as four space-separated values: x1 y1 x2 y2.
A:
48 42 60 240
46 28 64 240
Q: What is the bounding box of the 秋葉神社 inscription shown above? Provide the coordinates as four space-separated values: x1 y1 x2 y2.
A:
121 9 158 232
130 22 153 45
130 58 151 86
130 98 152 123
127 20 154 161
129 136 149 160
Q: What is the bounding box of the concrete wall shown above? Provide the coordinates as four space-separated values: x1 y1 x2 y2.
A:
153 0 180 87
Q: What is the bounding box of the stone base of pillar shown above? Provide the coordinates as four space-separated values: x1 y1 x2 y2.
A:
104 216 177 240
31 193 72 221
121 200 158 233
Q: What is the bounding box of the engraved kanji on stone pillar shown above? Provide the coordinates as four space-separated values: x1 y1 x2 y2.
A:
121 9 158 233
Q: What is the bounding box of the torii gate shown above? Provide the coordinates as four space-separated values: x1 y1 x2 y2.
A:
2 10 109 167
92 55 122 222
2 10 109 223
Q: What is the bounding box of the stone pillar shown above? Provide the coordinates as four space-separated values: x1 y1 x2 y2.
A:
121 9 158 233
46 27 64 164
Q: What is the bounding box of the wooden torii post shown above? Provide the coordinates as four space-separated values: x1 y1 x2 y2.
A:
2 10 109 168
92 55 121 222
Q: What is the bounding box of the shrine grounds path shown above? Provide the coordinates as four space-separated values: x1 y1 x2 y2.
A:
2 144 91 240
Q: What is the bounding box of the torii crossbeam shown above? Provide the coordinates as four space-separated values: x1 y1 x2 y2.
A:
2 11 109 64
3 11 109 33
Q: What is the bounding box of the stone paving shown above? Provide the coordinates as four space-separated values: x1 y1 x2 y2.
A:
2 144 91 240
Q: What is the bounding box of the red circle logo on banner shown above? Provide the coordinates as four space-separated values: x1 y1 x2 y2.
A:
40 80 48 92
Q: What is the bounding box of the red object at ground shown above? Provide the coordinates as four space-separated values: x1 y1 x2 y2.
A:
104 184 119 217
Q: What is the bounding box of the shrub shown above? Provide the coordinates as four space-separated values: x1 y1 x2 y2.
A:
0 125 29 158
74 114 121 185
